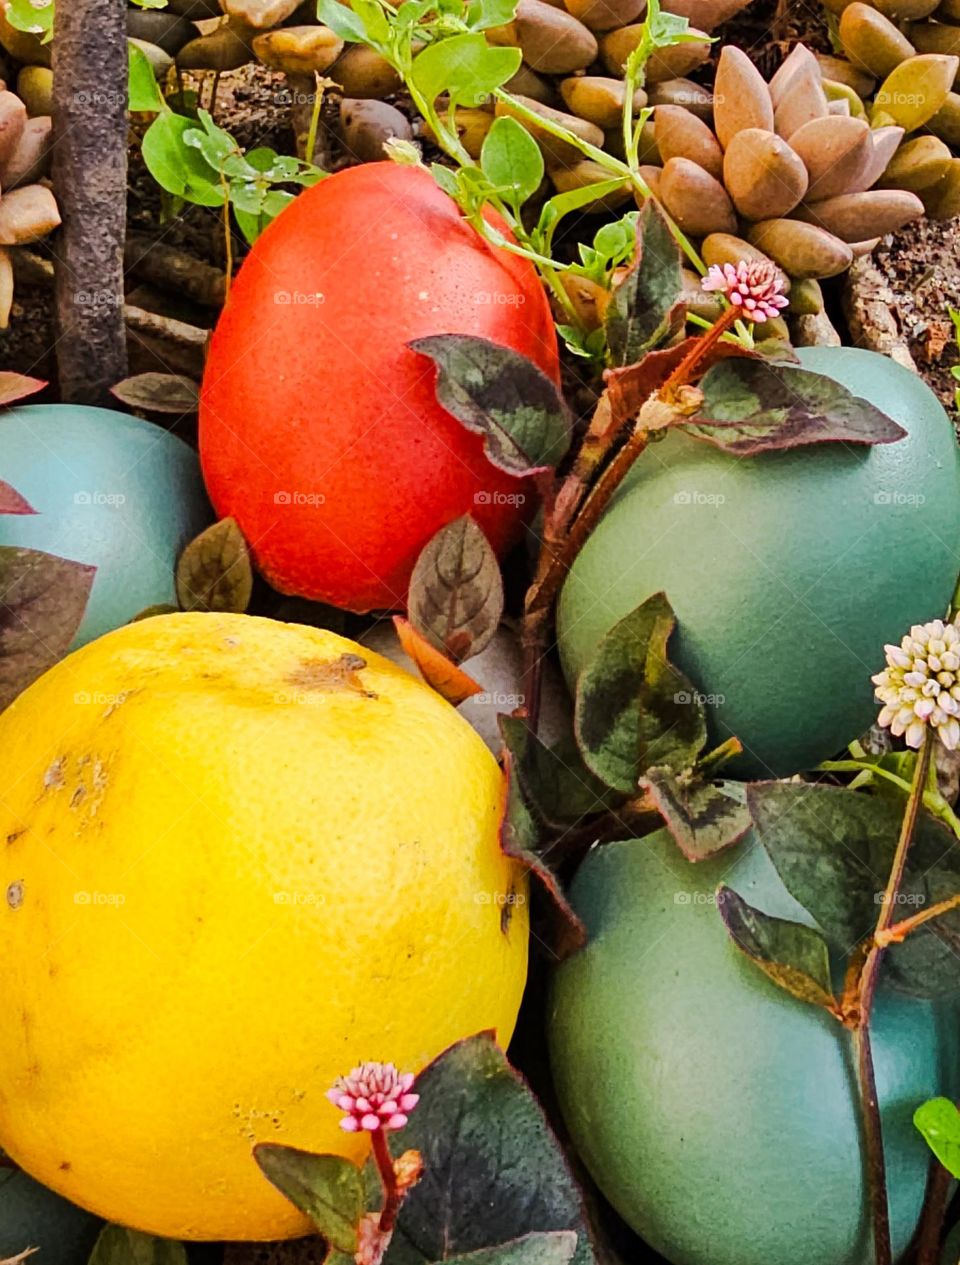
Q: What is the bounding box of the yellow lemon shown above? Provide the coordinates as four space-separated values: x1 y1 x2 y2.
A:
0 613 528 1241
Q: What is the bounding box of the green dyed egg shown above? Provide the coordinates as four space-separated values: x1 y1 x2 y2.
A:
0 406 212 647
556 347 960 776
0 1169 100 1265
548 832 960 1265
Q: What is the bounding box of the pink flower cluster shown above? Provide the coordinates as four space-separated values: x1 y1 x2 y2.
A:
701 260 789 323
326 1061 419 1133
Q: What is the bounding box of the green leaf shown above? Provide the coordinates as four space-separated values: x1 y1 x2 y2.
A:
500 717 621 829
254 1147 363 1254
128 41 165 113
499 749 586 960
408 516 504 662
575 593 706 794
233 206 267 245
175 518 253 614
480 117 544 207
88 1226 187 1265
640 766 750 861
410 334 570 476
0 547 96 710
747 782 960 997
716 886 840 1015
536 182 630 255
465 0 519 29
682 359 908 454
442 1233 579 1265
410 33 521 109
5 0 53 40
380 1034 596 1265
914 1098 960 1178
142 112 225 207
604 199 683 368
316 0 370 42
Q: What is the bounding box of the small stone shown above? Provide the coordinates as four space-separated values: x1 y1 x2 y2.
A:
839 4 916 78
786 277 824 315
561 76 646 129
177 23 255 73
503 64 555 104
423 107 493 159
0 184 60 245
16 66 52 119
0 11 49 67
1 115 52 189
928 90 960 146
600 24 711 80
252 26 344 75
906 21 960 61
328 46 402 99
660 0 754 28
339 99 413 165
126 9 197 56
921 156 960 218
221 0 301 27
563 0 644 31
773 68 829 139
490 0 598 74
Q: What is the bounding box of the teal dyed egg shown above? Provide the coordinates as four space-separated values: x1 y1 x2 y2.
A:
0 406 211 646
556 347 960 776
548 831 960 1265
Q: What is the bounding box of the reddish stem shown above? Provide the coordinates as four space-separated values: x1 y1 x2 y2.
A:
371 1129 401 1234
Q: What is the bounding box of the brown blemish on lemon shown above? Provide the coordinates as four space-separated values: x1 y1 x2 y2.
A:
6 881 23 910
286 654 377 698
43 758 65 790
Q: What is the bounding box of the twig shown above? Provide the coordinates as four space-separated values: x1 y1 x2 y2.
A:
51 0 129 402
913 1155 952 1265
125 235 227 308
875 891 960 948
855 737 932 1265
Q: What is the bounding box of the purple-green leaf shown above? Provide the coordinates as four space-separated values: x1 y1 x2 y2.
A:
253 1146 363 1255
0 482 36 515
640 766 751 861
681 358 907 455
500 716 621 829
380 1033 596 1265
747 781 960 998
500 748 586 959
716 885 841 1017
0 546 96 709
409 334 571 476
604 199 684 368
408 515 503 663
574 592 706 795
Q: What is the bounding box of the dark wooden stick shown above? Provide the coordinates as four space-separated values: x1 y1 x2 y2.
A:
51 0 129 403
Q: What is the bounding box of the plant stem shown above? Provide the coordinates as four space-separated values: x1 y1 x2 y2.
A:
913 1155 952 1265
371 1129 401 1234
855 735 932 1265
305 74 323 166
875 891 960 948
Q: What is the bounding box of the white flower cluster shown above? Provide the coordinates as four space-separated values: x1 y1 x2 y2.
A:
873 620 960 751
